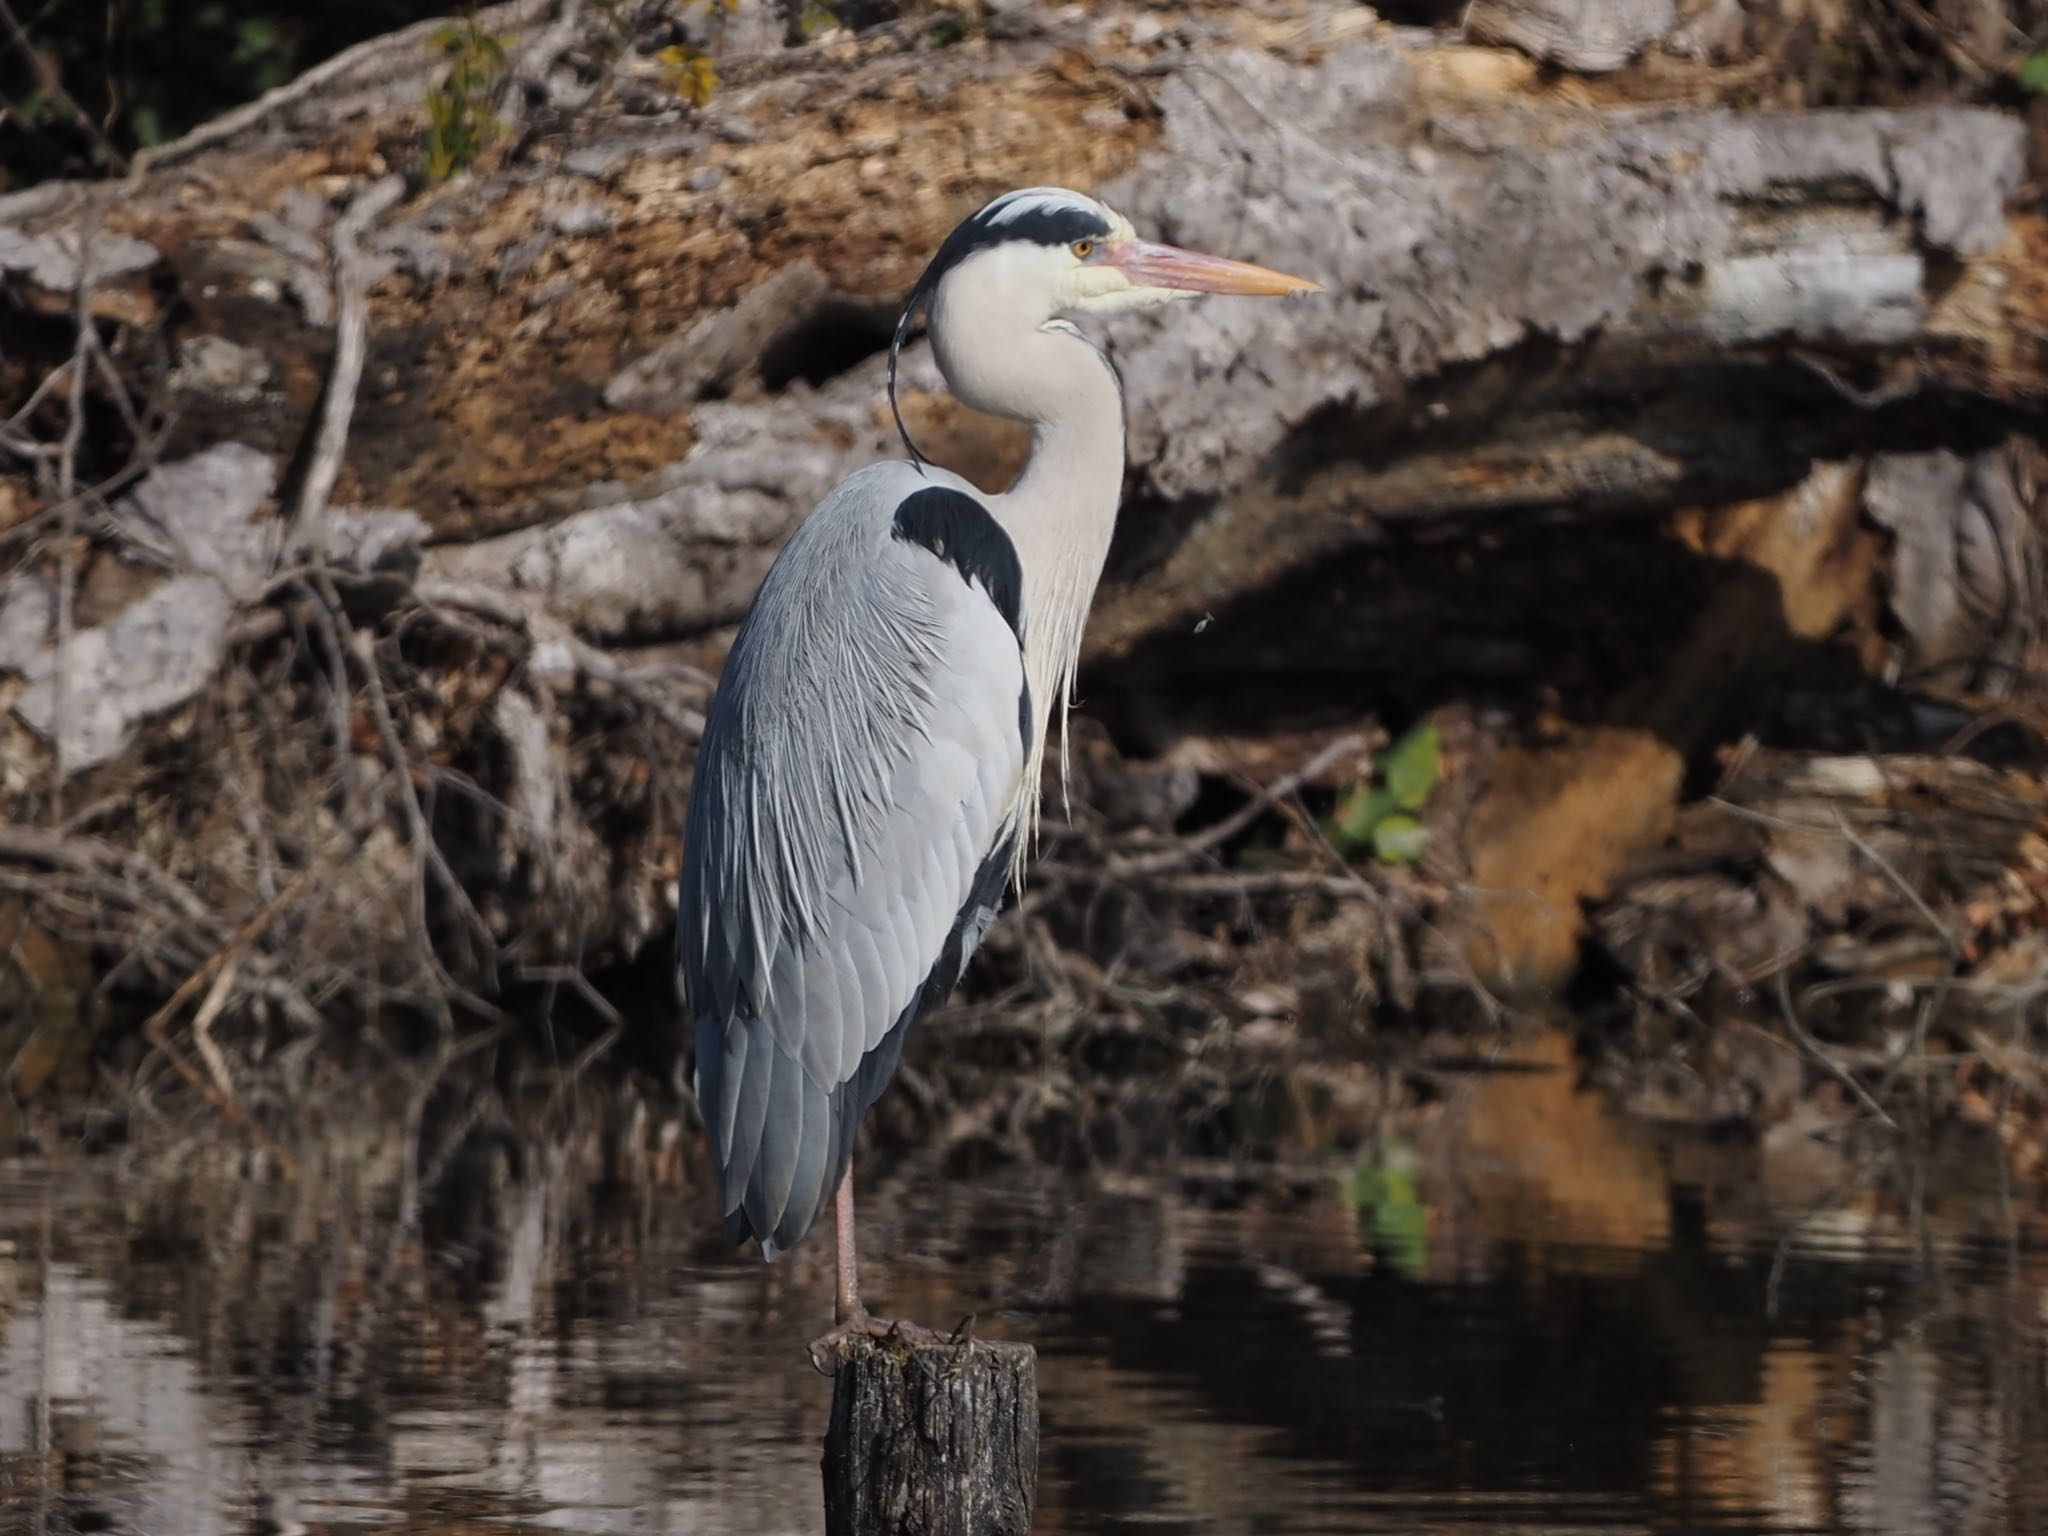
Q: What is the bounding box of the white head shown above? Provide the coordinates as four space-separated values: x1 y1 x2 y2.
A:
890 187 1318 457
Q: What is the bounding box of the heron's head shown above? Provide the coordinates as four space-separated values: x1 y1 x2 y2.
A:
890 186 1318 458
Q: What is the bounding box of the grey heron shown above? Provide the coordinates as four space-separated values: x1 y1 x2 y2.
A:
677 186 1318 1342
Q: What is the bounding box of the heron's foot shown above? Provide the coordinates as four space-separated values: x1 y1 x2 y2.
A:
807 1310 962 1371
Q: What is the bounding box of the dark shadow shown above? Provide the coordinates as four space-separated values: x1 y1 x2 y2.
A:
1367 1 1474 23
1089 519 1856 759
757 299 897 392
1088 345 2038 785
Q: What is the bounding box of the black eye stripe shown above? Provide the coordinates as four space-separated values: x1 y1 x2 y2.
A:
919 201 1113 288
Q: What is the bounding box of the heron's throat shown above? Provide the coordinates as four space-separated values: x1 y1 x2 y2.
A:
966 323 1127 879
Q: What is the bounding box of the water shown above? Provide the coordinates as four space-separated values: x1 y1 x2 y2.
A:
0 1031 2042 1535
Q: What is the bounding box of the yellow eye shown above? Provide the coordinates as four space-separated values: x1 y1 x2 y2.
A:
1071 239 1096 260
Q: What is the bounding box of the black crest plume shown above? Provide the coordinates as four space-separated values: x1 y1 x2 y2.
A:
886 188 1114 469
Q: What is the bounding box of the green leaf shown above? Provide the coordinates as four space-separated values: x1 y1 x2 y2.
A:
421 22 509 182
2022 50 2048 95
1371 814 1429 865
1331 783 1397 852
1382 722 1440 812
233 18 279 65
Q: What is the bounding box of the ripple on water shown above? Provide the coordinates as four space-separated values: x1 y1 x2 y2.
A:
0 1037 2042 1535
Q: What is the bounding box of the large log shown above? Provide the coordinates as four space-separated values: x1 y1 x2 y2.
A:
0 0 2042 1033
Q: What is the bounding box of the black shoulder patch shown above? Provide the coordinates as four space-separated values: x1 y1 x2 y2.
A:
891 486 1024 639
913 828 1017 1028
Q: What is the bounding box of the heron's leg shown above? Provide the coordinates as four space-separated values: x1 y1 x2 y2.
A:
834 1160 862 1326
808 1161 950 1368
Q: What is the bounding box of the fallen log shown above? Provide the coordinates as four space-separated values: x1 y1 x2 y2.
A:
0 0 2041 1051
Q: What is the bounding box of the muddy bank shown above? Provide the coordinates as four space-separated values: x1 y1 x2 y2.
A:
1 0 2045 1157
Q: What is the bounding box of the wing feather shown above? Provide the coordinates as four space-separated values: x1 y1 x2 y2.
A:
787 1074 833 1253
751 1042 802 1248
721 1025 772 1236
680 464 1028 1255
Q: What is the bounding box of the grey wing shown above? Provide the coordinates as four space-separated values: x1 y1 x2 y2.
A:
677 466 1028 1256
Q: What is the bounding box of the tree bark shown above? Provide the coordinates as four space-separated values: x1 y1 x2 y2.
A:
821 1338 1038 1536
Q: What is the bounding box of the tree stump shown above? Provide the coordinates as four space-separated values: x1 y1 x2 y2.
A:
821 1338 1038 1536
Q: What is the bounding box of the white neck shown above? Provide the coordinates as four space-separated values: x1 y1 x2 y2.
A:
930 309 1125 867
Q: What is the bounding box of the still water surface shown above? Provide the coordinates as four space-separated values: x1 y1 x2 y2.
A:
0 1033 2043 1535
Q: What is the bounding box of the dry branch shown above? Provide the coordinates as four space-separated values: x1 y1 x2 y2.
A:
128 0 555 174
286 175 405 554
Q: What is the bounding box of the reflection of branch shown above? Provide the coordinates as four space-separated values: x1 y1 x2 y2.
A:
1775 971 1899 1133
139 858 326 1156
1764 1152 1888 1319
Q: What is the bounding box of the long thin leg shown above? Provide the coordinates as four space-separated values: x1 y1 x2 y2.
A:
834 1160 862 1326
808 1161 947 1367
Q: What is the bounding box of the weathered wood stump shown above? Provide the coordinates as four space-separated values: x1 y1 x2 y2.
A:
821 1338 1038 1536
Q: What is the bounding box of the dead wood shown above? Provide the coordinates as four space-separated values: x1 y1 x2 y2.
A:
822 1337 1039 1536
0 0 2043 1130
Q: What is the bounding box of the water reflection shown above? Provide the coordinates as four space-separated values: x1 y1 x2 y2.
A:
0 1033 2042 1535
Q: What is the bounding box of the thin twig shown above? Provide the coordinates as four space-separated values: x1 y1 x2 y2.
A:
1830 808 1961 958
0 0 129 172
287 586 359 805
0 454 155 556
318 575 500 1020
1121 869 1386 899
1110 734 1368 876
514 963 624 1030
414 578 707 739
499 0 585 127
129 0 554 174
82 327 149 453
285 174 405 558
138 859 324 1111
187 950 244 1107
0 350 77 441
1775 970 1900 1133
47 197 104 791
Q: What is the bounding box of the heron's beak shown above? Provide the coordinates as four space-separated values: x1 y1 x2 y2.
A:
1108 240 1322 296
